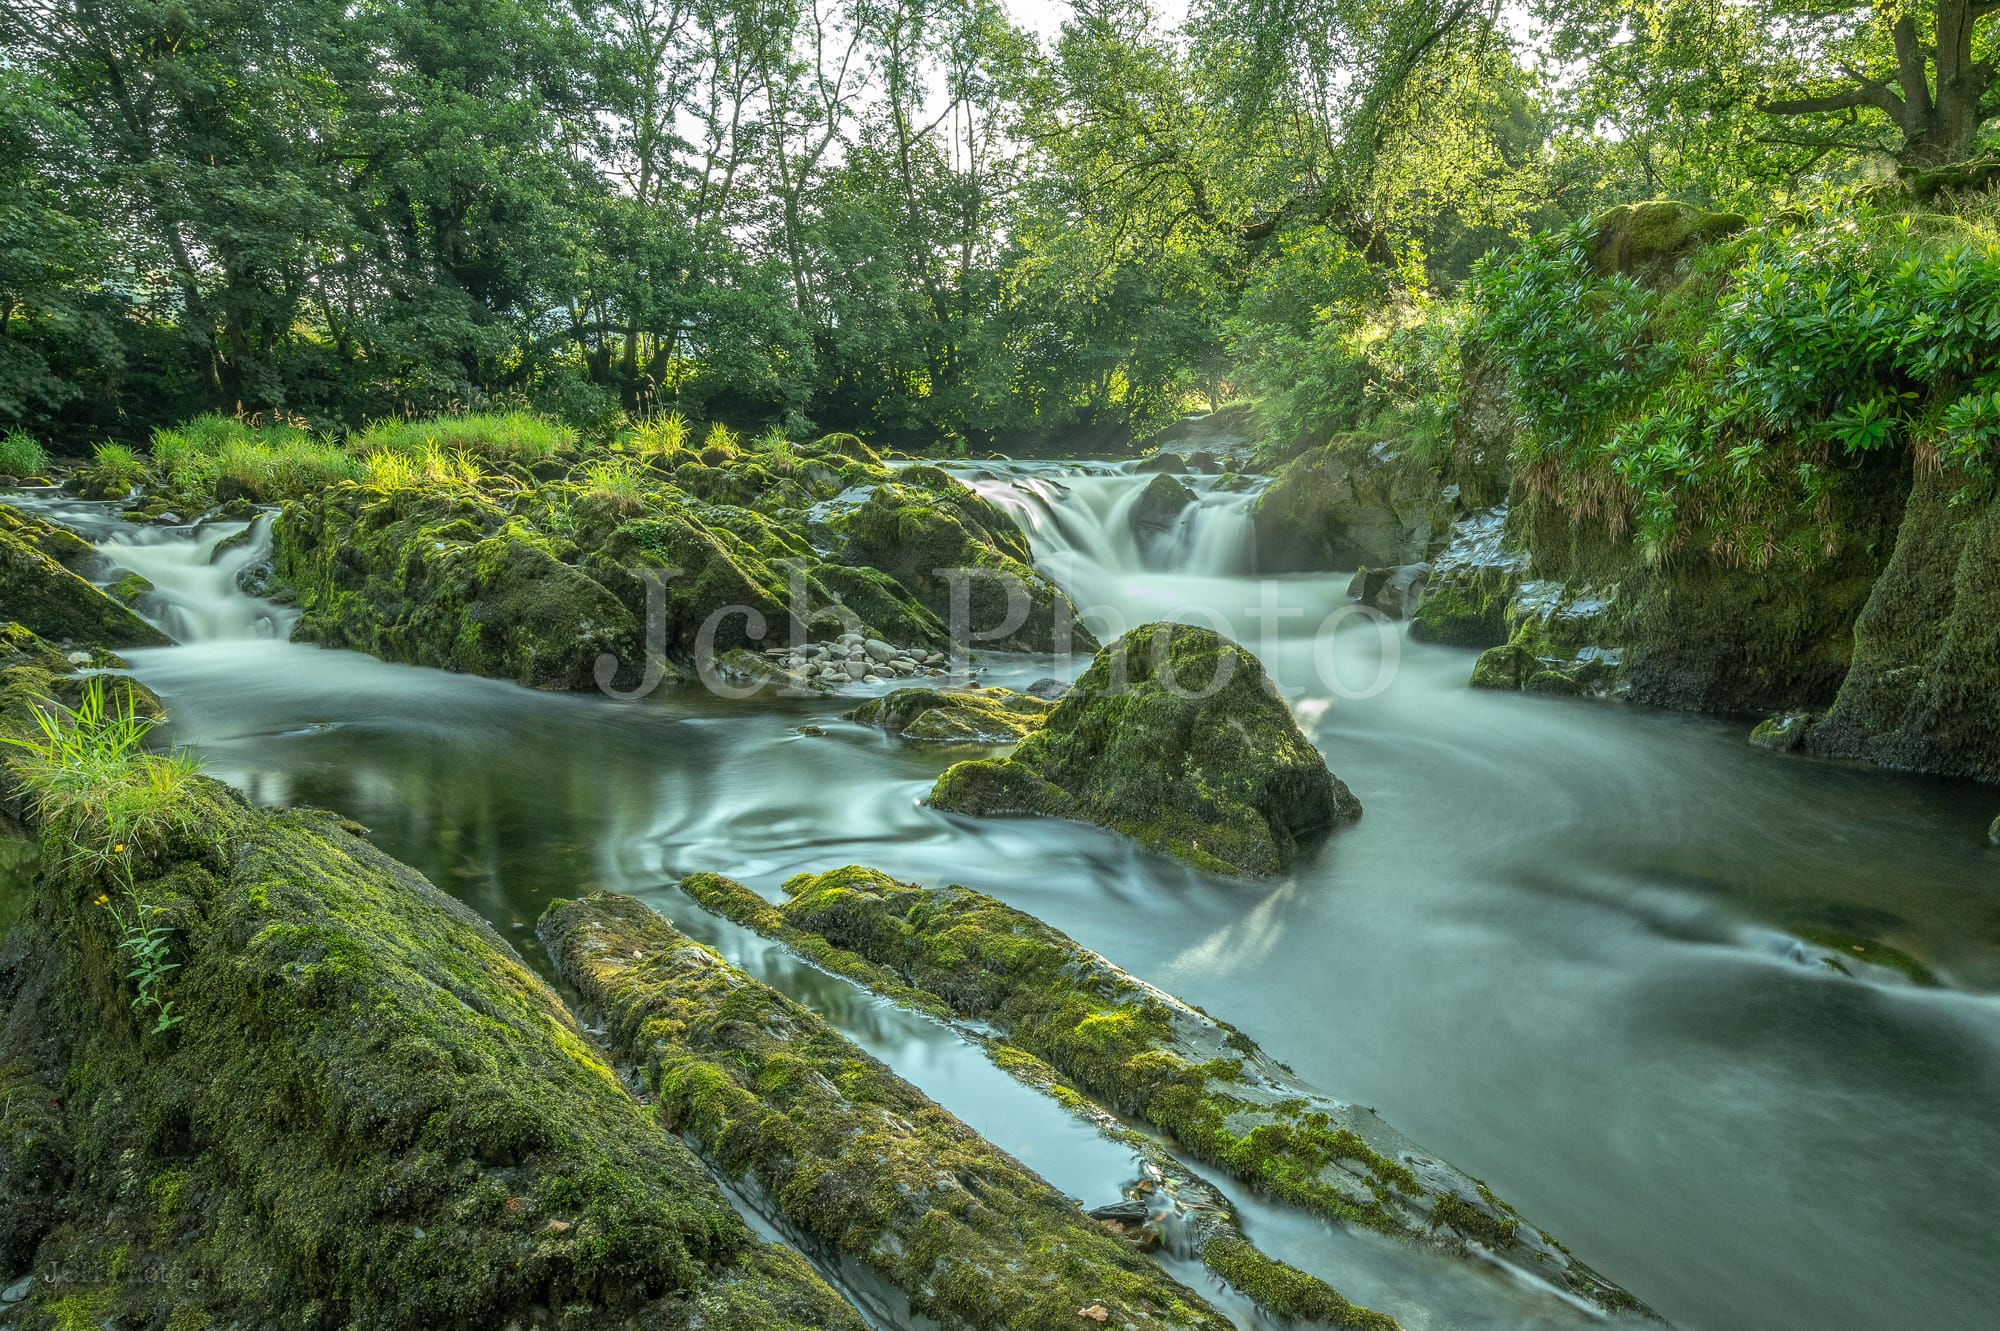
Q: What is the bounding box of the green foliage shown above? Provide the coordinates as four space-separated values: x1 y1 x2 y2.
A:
0 431 49 476
89 442 147 492
152 414 361 504
1467 193 2000 556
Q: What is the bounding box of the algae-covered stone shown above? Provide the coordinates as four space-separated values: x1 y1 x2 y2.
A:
930 623 1357 876
846 686 1052 743
1411 506 1523 647
539 890 1232 1331
0 727 863 1330
1252 436 1449 572
1804 466 2000 780
0 504 169 649
769 866 1656 1322
1130 472 1196 541
678 873 1402 1331
1750 712 1817 753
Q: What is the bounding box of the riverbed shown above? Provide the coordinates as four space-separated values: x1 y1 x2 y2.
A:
10 464 1999 1331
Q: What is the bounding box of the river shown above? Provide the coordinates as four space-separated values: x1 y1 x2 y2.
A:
8 463 1999 1331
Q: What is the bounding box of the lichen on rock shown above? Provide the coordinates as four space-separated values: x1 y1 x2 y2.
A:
929 622 1357 876
538 890 1232 1331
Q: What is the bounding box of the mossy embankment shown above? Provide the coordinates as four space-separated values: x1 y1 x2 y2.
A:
538 889 1233 1331
0 666 866 1330
930 622 1359 876
267 432 1092 691
1298 192 2000 783
730 865 1656 1320
677 871 1403 1331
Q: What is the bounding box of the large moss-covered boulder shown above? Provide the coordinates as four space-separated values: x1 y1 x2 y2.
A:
833 472 1096 654
1589 200 1745 282
928 623 1358 875
276 487 640 690
0 743 865 1328
0 504 169 650
847 686 1052 743
1805 466 2000 778
1252 437 1449 572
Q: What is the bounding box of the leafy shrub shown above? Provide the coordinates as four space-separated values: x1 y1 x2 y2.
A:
0 430 50 476
350 411 577 464
1465 193 2000 556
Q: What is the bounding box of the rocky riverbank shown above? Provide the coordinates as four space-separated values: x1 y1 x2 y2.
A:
1251 197 2000 787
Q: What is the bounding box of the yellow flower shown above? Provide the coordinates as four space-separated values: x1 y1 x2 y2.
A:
112 843 126 853
93 895 109 906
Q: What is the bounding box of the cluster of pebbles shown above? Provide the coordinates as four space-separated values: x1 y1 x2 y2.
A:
763 632 951 687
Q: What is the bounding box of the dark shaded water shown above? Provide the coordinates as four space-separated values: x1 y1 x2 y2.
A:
11 470 2000 1330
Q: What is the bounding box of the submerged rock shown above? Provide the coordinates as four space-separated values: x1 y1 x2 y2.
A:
928 623 1358 876
767 866 1659 1322
539 890 1232 1331
1750 712 1817 753
0 504 169 649
0 683 864 1329
846 686 1053 743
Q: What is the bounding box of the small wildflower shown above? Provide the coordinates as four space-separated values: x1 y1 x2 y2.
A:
93 894 109 906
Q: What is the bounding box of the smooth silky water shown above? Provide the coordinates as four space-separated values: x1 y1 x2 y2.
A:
8 472 1999 1330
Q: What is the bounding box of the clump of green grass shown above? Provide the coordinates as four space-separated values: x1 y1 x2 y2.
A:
0 430 50 477
573 456 653 515
2 678 201 1033
151 414 356 504
625 409 690 459
350 411 577 464
356 444 499 498
90 442 149 492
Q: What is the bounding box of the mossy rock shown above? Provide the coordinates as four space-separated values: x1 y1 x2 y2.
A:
276 490 641 691
0 505 169 650
770 866 1655 1321
1589 200 1746 281
1131 472 1196 538
1252 437 1449 573
929 623 1358 876
833 478 1094 654
1805 465 2000 779
846 686 1052 743
539 892 1230 1331
0 755 862 1329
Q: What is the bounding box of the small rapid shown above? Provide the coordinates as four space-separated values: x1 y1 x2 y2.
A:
7 477 2000 1331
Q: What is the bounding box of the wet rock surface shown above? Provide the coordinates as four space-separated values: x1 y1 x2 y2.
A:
539 890 1233 1331
0 505 170 650
929 622 1359 876
768 866 1659 1322
846 685 1052 742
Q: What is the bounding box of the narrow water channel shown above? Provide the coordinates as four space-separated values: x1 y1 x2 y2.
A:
10 466 1999 1331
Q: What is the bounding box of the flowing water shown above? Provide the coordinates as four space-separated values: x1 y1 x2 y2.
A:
8 467 2000 1331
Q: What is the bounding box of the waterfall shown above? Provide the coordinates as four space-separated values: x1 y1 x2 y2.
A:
7 491 293 645
960 462 1261 576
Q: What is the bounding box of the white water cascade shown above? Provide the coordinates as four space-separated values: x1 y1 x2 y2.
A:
952 461 1266 637
8 491 293 644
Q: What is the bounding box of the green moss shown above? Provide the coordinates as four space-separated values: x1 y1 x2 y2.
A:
540 891 1229 1331
0 728 862 1329
847 686 1050 743
762 866 1654 1319
1251 435 1450 572
928 623 1359 876
1588 200 1746 280
0 506 170 650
